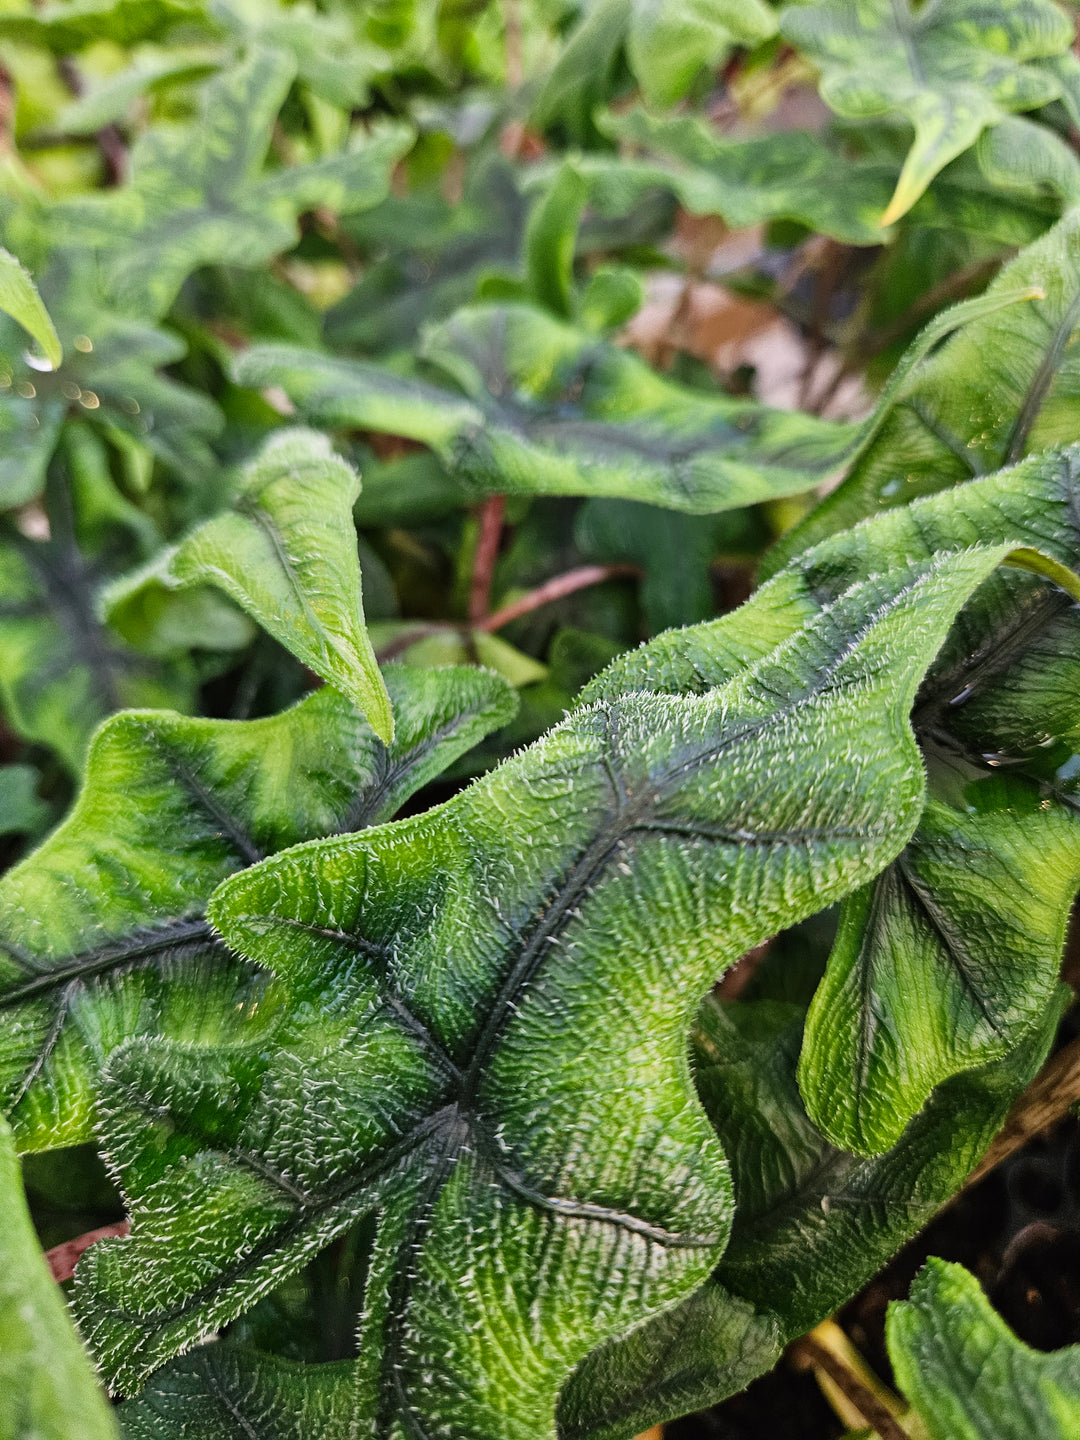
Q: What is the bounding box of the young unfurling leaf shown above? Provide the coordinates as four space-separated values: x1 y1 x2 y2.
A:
107 430 396 742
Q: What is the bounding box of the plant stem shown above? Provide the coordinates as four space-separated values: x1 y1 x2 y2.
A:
468 495 507 624
478 563 640 632
964 1030 1080 1190
376 563 640 662
790 1319 915 1440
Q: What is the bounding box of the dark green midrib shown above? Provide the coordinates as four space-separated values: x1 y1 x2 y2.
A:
0 918 218 1006
104 564 953 1402
1005 287 1080 465
913 584 1074 736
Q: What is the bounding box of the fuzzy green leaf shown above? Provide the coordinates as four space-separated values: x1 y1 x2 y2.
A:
887 1259 1080 1440
235 303 856 513
791 445 1080 1153
0 1111 119 1439
766 207 1080 572
0 665 515 1152
0 249 61 371
73 540 1016 1422
118 1346 354 1438
781 0 1073 223
560 991 1064 1440
108 430 396 743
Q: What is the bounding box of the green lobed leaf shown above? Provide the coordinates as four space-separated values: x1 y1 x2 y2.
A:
0 248 61 371
578 108 899 247
118 1345 355 1438
585 441 1080 1157
765 207 1080 574
0 1113 119 1440
0 665 516 1152
781 0 1074 224
789 444 1080 1152
234 302 857 514
106 429 396 743
560 991 1064 1440
887 1258 1080 1440
45 50 412 320
73 540 1017 1421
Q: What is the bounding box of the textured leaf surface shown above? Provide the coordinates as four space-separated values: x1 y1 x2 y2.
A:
47 49 411 319
118 1346 355 1439
109 429 395 742
767 208 1080 571
794 445 1080 1152
781 0 1073 223
560 992 1064 1440
0 522 196 773
0 248 61 370
0 1114 118 1440
0 665 514 1152
73 541 1015 1426
235 303 855 514
887 1258 1080 1440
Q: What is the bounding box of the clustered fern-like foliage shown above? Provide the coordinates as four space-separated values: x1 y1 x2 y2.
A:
4 2 1080 1437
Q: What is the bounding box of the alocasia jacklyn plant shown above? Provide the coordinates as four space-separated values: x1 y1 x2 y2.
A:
4 1 1080 1437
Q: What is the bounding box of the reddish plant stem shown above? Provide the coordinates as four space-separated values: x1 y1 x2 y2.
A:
46 1221 130 1283
468 495 507 624
376 563 640 663
478 563 640 633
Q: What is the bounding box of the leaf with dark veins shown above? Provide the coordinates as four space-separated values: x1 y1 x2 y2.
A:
781 0 1073 224
558 989 1064 1440
0 522 195 773
74 540 1018 1428
234 302 857 516
787 444 1080 1152
588 439 1080 1155
0 665 516 1152
768 207 1080 572
106 429 397 743
45 49 412 320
